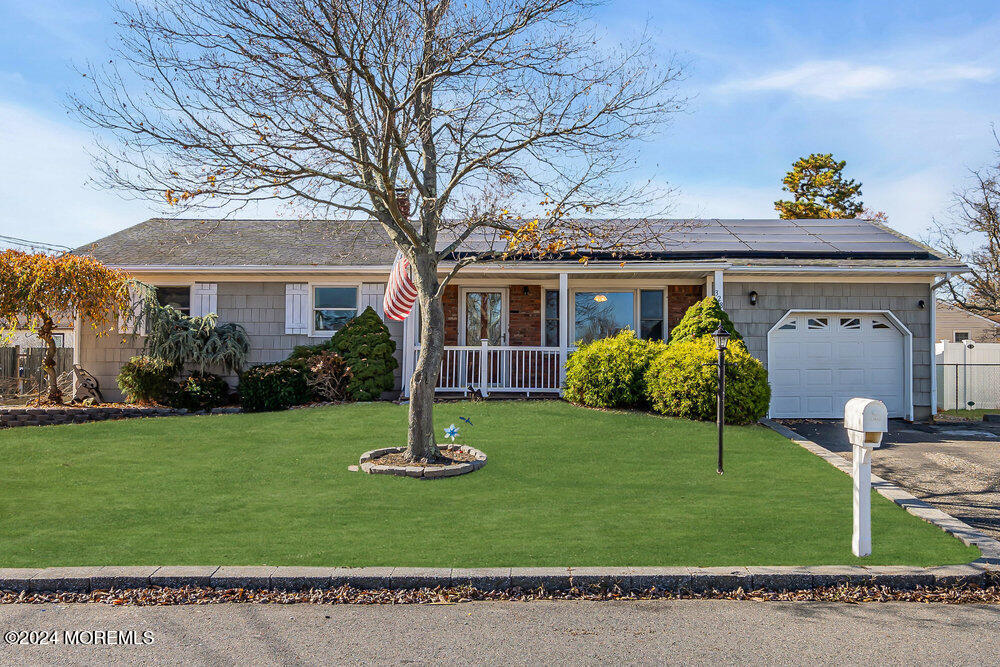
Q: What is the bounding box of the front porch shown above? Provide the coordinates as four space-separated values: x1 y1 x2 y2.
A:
400 268 725 397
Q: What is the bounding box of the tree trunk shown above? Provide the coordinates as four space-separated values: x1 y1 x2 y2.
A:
37 314 62 404
405 254 446 463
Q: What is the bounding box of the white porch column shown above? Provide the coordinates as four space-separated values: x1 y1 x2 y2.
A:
401 310 416 398
558 272 569 393
713 269 725 306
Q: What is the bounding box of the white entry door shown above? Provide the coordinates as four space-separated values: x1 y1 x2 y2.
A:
768 313 906 418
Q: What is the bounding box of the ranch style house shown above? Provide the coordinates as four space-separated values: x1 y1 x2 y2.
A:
73 217 966 420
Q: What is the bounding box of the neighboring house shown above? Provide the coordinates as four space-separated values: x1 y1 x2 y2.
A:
73 217 966 420
3 326 75 350
934 300 1000 343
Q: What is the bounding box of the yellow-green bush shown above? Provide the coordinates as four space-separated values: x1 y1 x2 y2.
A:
564 330 666 409
645 337 770 424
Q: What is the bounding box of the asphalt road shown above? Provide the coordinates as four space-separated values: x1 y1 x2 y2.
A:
0 600 997 665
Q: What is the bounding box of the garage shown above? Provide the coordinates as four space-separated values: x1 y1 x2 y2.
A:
767 311 909 419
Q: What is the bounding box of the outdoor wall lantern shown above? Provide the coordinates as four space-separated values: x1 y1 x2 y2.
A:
918 299 925 309
748 290 758 306
711 324 730 475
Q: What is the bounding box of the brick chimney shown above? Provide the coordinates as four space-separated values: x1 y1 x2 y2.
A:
394 187 410 219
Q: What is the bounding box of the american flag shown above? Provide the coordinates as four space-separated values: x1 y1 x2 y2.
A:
383 251 417 321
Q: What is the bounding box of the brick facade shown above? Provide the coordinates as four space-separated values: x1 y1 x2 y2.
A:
667 284 705 336
443 285 460 345
508 285 542 346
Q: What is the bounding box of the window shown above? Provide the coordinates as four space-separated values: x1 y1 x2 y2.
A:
954 331 971 343
313 286 358 333
571 289 664 344
544 290 560 347
156 286 191 315
872 320 891 330
52 333 65 348
778 319 796 330
574 291 634 344
640 290 664 341
840 317 861 330
807 317 828 330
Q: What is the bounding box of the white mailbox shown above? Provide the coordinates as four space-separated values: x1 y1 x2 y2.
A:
843 397 888 558
844 398 888 449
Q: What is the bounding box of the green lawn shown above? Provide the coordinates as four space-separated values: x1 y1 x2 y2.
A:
0 401 978 567
937 409 999 421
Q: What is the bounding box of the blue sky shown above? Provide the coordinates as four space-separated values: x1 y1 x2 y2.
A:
1 0 998 247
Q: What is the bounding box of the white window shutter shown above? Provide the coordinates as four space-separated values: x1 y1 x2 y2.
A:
360 283 386 319
118 286 146 335
191 283 218 318
285 283 309 334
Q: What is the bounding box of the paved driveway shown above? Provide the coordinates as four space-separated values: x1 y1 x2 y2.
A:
780 418 1000 540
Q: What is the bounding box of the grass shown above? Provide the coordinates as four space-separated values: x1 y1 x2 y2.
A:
937 409 999 421
0 401 978 568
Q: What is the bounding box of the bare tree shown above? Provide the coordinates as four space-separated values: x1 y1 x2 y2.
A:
930 159 1000 316
72 0 686 462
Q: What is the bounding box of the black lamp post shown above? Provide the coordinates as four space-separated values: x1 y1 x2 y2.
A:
712 324 731 475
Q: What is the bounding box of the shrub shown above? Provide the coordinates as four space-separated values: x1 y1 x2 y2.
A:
167 372 230 411
238 363 312 413
328 306 398 401
645 337 770 425
563 330 666 409
304 351 353 402
669 296 743 344
116 356 178 404
143 304 251 374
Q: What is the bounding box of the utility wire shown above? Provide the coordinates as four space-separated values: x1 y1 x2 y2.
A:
0 235 73 255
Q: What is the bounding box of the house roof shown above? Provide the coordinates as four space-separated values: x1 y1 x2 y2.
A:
75 216 966 271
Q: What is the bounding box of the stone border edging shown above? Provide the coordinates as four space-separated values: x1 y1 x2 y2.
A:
0 563 988 593
0 406 241 428
359 444 487 478
760 418 1000 568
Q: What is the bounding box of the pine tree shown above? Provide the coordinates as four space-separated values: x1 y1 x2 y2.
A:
774 153 863 219
329 307 398 401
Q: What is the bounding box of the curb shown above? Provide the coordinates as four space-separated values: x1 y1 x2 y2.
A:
0 563 989 593
761 418 1000 568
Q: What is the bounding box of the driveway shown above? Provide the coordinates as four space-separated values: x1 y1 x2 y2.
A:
779 418 1000 540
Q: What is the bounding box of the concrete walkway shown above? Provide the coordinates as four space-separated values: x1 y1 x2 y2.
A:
1 600 999 665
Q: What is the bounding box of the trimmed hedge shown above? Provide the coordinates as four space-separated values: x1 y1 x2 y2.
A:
116 356 178 405
239 363 312 413
563 330 666 409
645 337 770 424
669 296 743 344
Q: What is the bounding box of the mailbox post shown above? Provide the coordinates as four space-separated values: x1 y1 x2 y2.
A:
843 398 888 557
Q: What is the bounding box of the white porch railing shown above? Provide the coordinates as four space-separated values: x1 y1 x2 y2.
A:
412 340 563 396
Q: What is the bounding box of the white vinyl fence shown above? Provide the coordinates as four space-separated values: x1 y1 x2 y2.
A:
936 340 1000 410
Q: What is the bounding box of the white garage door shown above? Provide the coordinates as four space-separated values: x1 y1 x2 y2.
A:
768 313 905 418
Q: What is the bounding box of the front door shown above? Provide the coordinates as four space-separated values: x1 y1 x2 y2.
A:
463 290 506 345
463 289 508 389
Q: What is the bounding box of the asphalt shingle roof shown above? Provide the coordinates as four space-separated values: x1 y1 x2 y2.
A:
75 217 963 269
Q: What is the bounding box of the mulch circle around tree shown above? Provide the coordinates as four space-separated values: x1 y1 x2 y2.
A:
356 444 487 479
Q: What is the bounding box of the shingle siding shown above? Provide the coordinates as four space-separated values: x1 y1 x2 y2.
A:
79 281 405 402
725 280 933 419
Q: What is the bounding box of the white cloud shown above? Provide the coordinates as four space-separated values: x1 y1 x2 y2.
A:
717 60 994 100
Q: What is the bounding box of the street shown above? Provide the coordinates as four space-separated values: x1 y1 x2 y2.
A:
0 600 997 665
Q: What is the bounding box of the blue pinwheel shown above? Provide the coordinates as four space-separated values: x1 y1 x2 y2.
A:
444 424 460 442
460 416 473 426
